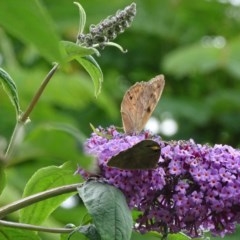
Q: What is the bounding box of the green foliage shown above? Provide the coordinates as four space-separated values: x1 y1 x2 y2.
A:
75 56 103 97
0 68 21 117
60 39 104 97
60 41 100 59
0 166 6 195
19 162 80 225
0 0 240 239
0 0 62 63
78 181 133 240
74 1 86 35
130 231 192 240
63 224 101 240
0 227 40 240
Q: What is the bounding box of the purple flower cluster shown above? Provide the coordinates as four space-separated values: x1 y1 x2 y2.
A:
79 126 166 207
78 126 240 238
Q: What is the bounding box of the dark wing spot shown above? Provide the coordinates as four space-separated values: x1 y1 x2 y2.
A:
127 92 133 100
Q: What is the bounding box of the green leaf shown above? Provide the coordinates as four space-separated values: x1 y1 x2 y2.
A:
59 43 103 97
75 56 103 97
19 162 80 225
0 68 21 117
225 36 240 78
0 166 6 196
131 231 192 240
77 224 101 240
62 224 101 240
163 43 221 77
60 41 100 61
78 181 133 240
0 0 62 62
40 122 96 170
104 42 128 53
131 231 160 240
0 227 40 240
42 122 86 145
74 1 86 35
167 232 192 240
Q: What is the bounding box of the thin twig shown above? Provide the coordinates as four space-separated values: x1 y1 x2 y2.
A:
4 122 24 159
20 63 59 123
0 220 74 233
4 63 59 158
0 183 82 219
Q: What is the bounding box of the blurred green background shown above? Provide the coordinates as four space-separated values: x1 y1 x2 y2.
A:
0 0 240 239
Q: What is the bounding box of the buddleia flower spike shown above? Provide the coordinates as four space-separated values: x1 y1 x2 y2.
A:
77 3 136 51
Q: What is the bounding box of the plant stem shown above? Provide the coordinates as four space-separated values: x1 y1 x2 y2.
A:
0 220 73 233
4 63 59 159
0 183 81 219
4 121 24 159
20 63 59 123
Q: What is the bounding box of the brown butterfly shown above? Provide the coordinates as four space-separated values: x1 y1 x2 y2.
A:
107 75 165 170
121 75 165 134
107 139 160 170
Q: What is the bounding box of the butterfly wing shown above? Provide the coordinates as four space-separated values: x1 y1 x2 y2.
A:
121 75 165 134
107 140 160 170
121 82 144 134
